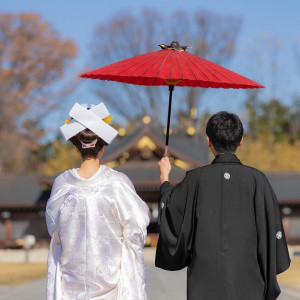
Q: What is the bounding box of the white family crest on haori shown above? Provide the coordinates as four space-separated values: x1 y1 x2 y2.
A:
60 102 118 144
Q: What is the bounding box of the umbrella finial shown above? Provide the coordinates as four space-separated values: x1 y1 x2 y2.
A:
159 41 191 52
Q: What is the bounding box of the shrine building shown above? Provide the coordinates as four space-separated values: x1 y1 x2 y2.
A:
0 121 300 248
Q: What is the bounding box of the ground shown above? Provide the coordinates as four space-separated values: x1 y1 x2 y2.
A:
0 248 299 299
0 263 47 285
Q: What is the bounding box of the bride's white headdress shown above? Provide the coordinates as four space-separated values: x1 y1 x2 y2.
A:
60 102 118 144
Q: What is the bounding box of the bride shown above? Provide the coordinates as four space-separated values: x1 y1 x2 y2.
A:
46 102 149 299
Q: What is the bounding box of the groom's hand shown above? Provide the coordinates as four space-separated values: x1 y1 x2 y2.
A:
158 156 171 184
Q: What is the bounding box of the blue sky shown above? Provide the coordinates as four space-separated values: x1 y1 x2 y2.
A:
2 0 300 136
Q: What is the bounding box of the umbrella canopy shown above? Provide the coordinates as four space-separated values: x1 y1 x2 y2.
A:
81 42 264 89
80 41 264 155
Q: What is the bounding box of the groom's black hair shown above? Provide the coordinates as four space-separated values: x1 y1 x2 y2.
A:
206 111 243 153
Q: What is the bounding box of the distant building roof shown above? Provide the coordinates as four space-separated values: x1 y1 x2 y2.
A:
266 173 300 203
0 175 45 206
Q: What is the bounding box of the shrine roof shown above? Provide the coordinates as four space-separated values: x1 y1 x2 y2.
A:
101 123 208 166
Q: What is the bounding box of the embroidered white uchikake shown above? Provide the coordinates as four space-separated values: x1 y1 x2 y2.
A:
80 139 98 148
60 102 118 144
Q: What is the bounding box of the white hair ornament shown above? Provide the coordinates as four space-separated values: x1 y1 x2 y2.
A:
80 139 98 149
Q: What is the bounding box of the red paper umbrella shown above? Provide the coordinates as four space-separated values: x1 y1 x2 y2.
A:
81 41 264 155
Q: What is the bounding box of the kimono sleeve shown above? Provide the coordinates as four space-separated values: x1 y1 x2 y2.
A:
111 174 150 299
155 172 198 271
113 173 150 246
46 176 66 237
255 173 290 300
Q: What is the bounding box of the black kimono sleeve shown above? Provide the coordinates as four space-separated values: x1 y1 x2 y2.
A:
155 172 198 270
255 174 290 300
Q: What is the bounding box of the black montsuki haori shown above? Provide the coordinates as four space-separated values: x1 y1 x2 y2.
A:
155 153 290 300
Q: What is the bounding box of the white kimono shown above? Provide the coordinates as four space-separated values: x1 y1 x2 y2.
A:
46 165 150 300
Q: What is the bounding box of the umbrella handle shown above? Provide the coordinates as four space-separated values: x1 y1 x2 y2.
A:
164 146 169 157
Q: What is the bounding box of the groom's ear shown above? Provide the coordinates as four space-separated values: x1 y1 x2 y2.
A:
238 136 243 147
206 136 212 147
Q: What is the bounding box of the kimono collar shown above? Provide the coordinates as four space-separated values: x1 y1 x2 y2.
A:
64 165 106 187
211 152 242 165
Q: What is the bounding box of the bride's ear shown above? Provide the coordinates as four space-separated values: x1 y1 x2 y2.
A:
97 146 105 159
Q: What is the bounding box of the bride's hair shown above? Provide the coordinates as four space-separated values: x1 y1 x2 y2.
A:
69 128 108 159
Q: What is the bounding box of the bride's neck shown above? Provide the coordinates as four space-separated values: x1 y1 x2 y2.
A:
77 158 100 179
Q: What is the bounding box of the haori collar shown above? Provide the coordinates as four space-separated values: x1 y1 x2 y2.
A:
211 152 242 165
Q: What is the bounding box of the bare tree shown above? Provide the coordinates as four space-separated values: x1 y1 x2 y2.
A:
0 13 77 173
291 37 300 142
289 96 300 143
243 34 283 151
89 9 241 128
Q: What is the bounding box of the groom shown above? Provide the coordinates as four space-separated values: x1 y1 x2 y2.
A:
155 111 290 300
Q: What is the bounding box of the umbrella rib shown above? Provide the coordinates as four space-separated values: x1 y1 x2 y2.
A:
193 55 240 86
139 50 173 85
180 52 210 82
171 51 184 81
156 50 172 77
112 51 167 79
153 50 173 85
140 51 169 76
131 51 168 85
128 52 164 77
176 52 184 80
169 51 174 79
189 54 252 88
